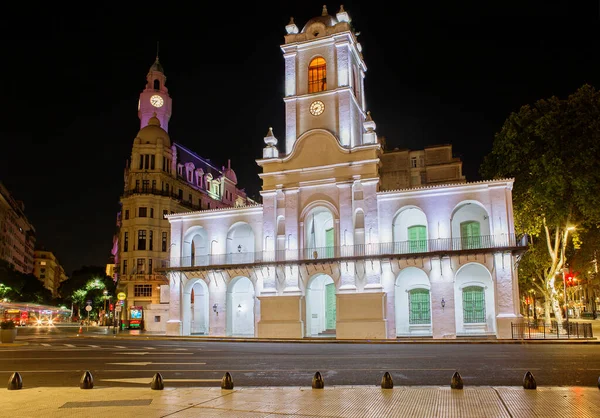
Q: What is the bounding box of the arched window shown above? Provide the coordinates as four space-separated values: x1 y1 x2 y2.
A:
153 79 160 90
463 286 485 323
308 57 327 93
409 288 431 324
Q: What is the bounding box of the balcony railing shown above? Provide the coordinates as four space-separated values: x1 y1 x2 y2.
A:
119 274 168 282
161 233 527 269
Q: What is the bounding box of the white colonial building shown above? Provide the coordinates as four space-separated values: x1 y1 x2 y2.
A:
159 5 526 340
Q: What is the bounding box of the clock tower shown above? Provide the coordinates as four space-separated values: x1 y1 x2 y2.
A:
280 5 373 153
138 56 173 132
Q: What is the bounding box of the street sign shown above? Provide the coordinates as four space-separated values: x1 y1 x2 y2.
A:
115 306 122 312
85 305 92 312
117 292 126 301
86 300 92 305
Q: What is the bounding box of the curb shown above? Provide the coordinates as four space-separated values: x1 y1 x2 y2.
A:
69 334 600 344
0 341 30 347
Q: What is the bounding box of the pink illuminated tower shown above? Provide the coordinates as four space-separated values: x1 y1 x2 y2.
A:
138 55 172 131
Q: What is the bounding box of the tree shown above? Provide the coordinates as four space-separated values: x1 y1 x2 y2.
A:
0 260 52 304
480 84 600 323
57 266 115 318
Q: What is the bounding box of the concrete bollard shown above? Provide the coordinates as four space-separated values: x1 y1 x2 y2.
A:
80 370 94 389
312 371 324 389
221 372 234 390
598 376 600 389
7 372 23 390
150 373 164 390
523 371 537 389
450 371 463 389
381 371 393 389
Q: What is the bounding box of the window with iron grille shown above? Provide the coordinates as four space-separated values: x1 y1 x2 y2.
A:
409 288 431 324
308 57 327 93
134 284 152 297
463 286 485 323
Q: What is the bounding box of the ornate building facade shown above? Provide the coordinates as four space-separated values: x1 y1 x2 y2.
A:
159 6 526 339
115 57 256 330
0 181 35 274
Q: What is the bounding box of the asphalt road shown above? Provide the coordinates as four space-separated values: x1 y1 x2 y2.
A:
1 326 599 389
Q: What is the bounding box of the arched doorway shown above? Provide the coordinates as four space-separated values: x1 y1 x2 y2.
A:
306 274 336 337
454 263 496 336
183 227 209 267
181 278 209 336
226 276 255 337
305 207 335 259
226 222 255 264
190 280 209 335
395 267 431 337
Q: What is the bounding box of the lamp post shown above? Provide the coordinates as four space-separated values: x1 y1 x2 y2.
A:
562 267 569 324
103 290 108 326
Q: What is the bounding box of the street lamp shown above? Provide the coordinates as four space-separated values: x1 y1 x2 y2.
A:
562 267 569 324
103 290 108 326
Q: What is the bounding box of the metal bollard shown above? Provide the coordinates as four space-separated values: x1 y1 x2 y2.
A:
80 370 94 389
221 372 234 390
523 371 537 389
450 371 463 389
150 372 164 390
312 371 324 389
7 372 22 390
381 371 393 389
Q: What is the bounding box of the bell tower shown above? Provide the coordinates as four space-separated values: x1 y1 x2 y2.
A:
280 5 375 154
138 52 173 132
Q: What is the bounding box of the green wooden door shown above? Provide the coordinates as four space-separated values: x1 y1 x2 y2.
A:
325 228 334 258
409 289 431 324
408 225 427 253
460 221 481 249
325 283 336 329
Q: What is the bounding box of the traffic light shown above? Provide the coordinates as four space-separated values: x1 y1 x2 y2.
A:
565 272 574 286
109 303 114 311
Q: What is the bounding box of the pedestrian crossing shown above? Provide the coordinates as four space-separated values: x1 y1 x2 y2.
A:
34 343 193 350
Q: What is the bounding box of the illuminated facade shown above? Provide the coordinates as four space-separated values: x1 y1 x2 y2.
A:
160 6 526 339
0 182 35 274
115 57 256 330
33 250 68 297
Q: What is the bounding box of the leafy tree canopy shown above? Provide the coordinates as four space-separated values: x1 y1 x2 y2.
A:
0 260 52 304
481 84 600 234
57 265 115 308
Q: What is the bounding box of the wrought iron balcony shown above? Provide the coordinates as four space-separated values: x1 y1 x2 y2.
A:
159 233 527 270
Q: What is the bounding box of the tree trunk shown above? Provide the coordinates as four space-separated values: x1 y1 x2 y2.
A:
544 299 552 324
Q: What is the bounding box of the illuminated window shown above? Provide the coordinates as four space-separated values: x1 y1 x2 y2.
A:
40 261 46 266
308 57 327 93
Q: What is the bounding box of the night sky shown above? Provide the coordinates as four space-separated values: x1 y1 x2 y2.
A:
0 1 598 276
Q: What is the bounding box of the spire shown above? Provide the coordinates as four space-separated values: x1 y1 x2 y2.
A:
149 43 165 74
322 4 328 16
263 127 279 158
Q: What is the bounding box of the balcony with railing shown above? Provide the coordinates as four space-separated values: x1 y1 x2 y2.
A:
159 233 527 271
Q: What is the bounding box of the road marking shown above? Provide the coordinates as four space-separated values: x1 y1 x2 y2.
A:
114 352 150 355
173 348 187 351
107 362 206 366
143 347 156 350
41 343 51 347
114 346 126 349
88 345 100 348
113 351 195 355
64 344 76 347
99 378 220 384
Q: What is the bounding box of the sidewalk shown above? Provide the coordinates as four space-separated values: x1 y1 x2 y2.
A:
1 385 599 417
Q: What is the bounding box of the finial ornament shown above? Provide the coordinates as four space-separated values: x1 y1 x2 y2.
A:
288 17 294 25
322 5 328 16
156 41 159 59
339 5 345 13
